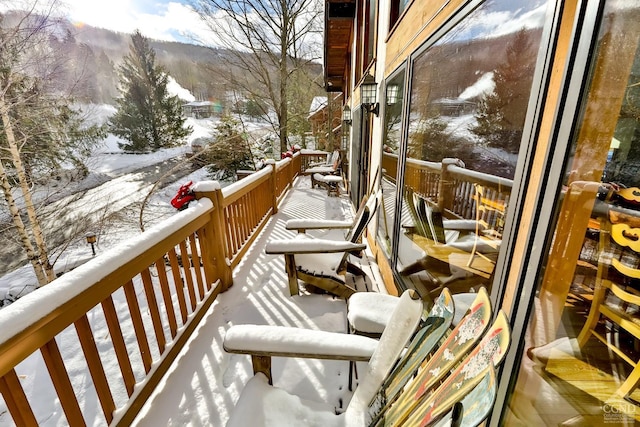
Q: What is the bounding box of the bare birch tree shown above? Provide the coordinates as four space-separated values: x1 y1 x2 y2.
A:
0 1 104 286
191 0 323 154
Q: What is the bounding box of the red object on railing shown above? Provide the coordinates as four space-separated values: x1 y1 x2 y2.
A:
171 181 196 211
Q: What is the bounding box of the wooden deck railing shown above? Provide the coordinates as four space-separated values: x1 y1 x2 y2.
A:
0 152 316 427
384 153 513 228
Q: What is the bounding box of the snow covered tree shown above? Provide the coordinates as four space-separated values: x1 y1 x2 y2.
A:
0 3 106 287
203 116 255 180
110 30 191 152
471 29 535 154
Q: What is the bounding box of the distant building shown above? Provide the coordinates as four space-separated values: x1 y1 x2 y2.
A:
431 98 476 116
308 94 343 151
182 101 223 118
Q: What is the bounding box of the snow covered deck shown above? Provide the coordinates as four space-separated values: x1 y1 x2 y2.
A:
133 176 379 426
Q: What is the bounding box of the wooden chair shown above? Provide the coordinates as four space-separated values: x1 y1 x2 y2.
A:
306 150 342 188
266 190 381 298
307 149 340 169
223 288 509 427
466 183 505 268
577 209 640 399
400 187 497 294
347 287 455 391
347 287 487 337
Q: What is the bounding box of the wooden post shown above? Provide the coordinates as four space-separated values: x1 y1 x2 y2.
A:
195 183 233 292
267 159 278 215
438 158 459 213
251 355 272 385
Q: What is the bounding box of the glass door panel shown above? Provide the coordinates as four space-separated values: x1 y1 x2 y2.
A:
397 0 549 298
507 2 640 424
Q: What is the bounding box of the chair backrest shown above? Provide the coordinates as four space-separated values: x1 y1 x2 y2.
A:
404 187 446 243
345 188 382 244
472 183 507 238
330 150 341 170
415 193 447 243
371 287 493 426
368 288 455 416
344 289 423 415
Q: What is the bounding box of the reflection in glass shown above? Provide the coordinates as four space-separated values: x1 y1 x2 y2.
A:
396 0 548 297
378 72 405 257
508 2 640 425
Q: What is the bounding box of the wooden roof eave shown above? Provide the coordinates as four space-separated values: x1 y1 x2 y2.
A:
324 0 355 92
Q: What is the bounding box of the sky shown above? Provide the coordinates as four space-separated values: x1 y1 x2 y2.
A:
62 0 209 44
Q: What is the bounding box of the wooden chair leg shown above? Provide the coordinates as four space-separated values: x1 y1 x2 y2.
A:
252 355 272 385
577 284 608 347
284 254 299 296
348 360 358 391
616 362 640 399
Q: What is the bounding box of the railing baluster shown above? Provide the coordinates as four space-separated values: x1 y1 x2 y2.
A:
155 258 179 338
224 206 234 257
101 296 136 397
123 280 153 374
140 267 166 354
179 240 198 310
167 248 189 323
0 369 38 426
189 233 206 297
74 314 116 423
41 339 86 426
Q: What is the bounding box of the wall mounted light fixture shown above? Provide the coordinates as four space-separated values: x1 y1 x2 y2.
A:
360 75 379 116
386 84 400 105
342 105 352 125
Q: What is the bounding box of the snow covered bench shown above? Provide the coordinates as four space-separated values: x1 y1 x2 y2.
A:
313 173 343 196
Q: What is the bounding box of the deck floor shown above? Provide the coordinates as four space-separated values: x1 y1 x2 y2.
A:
133 176 378 426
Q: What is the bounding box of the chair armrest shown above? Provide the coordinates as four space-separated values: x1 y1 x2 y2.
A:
308 160 330 168
224 325 377 385
224 325 377 361
285 219 353 232
265 239 366 254
443 219 484 232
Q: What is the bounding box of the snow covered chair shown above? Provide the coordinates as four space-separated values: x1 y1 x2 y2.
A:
345 287 484 392
347 287 486 337
307 149 340 169
223 289 510 427
305 150 342 188
265 190 381 298
313 173 344 196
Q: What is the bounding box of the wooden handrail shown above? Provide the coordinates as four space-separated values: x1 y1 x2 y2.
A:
398 154 513 221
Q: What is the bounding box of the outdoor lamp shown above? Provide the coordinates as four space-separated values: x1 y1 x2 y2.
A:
360 75 379 116
342 105 352 125
386 84 400 105
85 232 97 256
342 132 349 150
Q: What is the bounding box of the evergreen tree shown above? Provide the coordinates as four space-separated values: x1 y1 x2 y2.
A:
204 116 255 180
471 29 535 154
109 30 191 152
